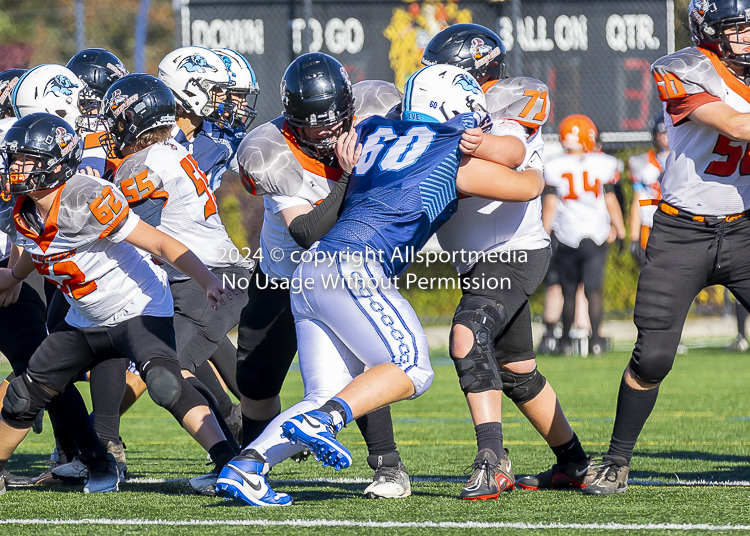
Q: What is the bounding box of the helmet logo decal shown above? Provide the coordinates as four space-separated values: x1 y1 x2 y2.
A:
340 66 351 88
219 54 237 84
178 54 218 73
452 73 481 94
0 76 19 105
44 75 79 98
470 38 492 59
107 62 129 78
474 46 502 70
54 127 78 157
108 88 139 117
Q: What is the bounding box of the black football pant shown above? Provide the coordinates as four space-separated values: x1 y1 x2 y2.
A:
555 238 608 341
236 268 398 457
0 265 101 460
608 209 750 461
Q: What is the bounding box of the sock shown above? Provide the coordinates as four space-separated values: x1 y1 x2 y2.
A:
208 336 241 399
545 322 555 335
186 376 239 453
0 459 7 473
194 361 234 420
551 432 587 466
588 291 604 341
241 414 276 448
47 385 102 456
48 412 79 463
78 445 108 466
366 451 401 470
319 397 353 426
607 380 660 463
355 405 397 457
738 303 748 338
89 358 128 445
475 422 503 460
208 440 235 469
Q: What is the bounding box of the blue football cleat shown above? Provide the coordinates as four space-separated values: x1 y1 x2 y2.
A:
215 452 292 507
281 410 352 470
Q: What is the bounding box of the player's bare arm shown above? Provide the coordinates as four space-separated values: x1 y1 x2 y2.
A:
0 247 33 304
689 101 750 141
630 192 643 242
0 244 24 307
123 219 238 310
605 192 626 241
541 191 558 235
456 156 544 202
460 127 525 168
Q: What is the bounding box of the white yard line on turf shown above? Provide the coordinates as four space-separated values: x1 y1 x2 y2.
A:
125 476 750 487
1 519 750 530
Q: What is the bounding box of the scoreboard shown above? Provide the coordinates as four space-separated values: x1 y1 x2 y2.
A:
181 0 674 144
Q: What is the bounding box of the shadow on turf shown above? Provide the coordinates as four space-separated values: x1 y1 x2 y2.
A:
632 450 750 481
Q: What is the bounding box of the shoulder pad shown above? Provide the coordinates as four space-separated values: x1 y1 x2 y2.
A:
353 81 403 119
235 118 304 197
651 48 723 100
114 147 167 204
485 77 550 129
59 175 129 237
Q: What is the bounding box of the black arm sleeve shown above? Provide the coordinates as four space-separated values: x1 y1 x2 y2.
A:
542 185 557 196
603 182 616 194
287 171 351 249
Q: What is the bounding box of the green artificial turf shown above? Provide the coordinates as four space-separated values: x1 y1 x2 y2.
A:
2 348 750 535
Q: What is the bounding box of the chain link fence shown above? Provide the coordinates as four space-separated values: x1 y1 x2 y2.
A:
0 0 728 322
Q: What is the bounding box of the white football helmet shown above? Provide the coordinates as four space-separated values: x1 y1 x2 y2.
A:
158 46 231 121
212 48 260 130
402 64 486 123
12 64 88 129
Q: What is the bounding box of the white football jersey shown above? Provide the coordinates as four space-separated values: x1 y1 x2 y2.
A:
628 149 665 228
0 174 172 328
239 117 345 279
114 139 248 281
545 152 621 247
236 81 403 279
436 77 550 274
652 47 750 215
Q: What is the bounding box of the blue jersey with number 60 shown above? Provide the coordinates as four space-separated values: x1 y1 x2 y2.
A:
317 112 480 278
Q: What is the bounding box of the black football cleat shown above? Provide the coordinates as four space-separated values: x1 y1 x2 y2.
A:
516 457 595 490
459 448 514 500
582 456 629 495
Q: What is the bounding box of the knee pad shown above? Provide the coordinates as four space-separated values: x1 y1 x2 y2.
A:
142 358 183 410
450 296 508 395
629 332 678 384
1 374 53 429
142 358 211 422
501 367 547 404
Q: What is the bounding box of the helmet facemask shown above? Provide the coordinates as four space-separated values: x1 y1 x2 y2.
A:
1 150 69 196
285 104 354 160
217 88 259 130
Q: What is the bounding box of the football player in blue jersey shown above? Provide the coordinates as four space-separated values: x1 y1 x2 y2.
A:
157 46 250 440
214 64 544 506
158 46 243 191
232 53 412 500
